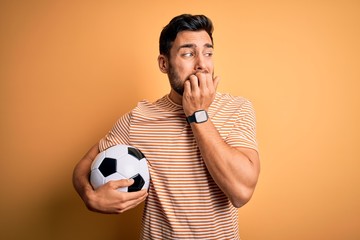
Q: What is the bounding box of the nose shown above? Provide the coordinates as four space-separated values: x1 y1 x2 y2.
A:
194 54 206 71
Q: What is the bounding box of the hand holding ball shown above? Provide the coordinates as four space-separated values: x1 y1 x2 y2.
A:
90 144 150 192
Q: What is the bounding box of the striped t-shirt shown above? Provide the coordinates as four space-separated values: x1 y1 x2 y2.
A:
99 92 258 239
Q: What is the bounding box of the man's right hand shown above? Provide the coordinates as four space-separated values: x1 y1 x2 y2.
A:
85 179 148 214
73 144 148 214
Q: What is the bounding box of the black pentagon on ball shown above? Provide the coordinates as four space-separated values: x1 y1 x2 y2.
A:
128 147 145 160
98 157 117 177
128 174 145 192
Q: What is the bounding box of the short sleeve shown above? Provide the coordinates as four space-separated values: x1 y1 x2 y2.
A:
225 100 258 151
99 111 132 151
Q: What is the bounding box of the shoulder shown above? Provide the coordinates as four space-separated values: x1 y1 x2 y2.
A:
132 95 183 117
132 97 163 116
133 95 167 110
212 92 254 111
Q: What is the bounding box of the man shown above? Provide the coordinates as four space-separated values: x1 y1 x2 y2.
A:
73 14 260 239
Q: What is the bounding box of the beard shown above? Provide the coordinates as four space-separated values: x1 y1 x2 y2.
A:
167 63 214 96
167 63 185 96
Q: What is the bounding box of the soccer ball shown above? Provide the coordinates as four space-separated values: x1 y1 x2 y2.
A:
90 144 150 192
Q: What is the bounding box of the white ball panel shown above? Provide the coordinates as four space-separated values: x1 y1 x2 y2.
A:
105 172 126 182
142 180 150 190
104 145 129 159
91 151 106 170
90 169 105 189
116 155 140 178
139 160 150 182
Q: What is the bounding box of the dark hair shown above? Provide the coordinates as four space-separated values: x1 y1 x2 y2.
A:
159 14 214 57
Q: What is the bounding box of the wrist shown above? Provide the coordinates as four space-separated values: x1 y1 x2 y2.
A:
81 185 96 208
186 109 209 124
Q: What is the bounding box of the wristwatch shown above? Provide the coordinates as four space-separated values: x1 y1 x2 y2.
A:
186 110 209 124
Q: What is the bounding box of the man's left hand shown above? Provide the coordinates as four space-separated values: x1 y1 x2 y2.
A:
182 72 220 116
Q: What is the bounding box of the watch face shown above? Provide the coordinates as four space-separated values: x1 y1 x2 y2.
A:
194 110 208 123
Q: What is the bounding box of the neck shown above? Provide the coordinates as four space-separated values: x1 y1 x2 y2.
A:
168 89 183 105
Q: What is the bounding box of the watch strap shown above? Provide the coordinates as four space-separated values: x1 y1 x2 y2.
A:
186 114 196 124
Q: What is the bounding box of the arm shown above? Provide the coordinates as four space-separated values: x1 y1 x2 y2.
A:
72 144 148 214
183 73 260 208
190 121 260 208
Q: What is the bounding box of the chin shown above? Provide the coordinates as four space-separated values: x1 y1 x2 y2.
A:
169 84 184 96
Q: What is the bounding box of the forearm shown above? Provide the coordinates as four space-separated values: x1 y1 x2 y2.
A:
72 144 99 204
190 120 260 208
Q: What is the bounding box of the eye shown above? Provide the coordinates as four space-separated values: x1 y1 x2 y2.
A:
204 52 213 57
182 52 194 57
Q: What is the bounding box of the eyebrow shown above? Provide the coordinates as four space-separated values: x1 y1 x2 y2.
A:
177 43 214 51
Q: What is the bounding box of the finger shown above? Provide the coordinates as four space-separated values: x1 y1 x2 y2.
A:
116 190 148 213
183 80 191 95
123 189 148 201
196 72 208 91
119 193 147 213
127 189 148 202
189 74 200 92
107 179 134 190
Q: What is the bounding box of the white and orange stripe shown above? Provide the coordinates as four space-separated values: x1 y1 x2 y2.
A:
99 92 258 239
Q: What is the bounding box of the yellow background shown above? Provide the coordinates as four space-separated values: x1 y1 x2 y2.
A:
1 0 359 239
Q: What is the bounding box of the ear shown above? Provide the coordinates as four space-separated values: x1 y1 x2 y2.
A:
158 54 169 73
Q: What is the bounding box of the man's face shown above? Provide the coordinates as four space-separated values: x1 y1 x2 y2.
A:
166 30 214 95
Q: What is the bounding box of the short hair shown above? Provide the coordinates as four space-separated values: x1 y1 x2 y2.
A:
159 14 214 57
